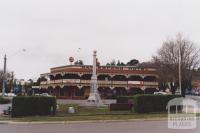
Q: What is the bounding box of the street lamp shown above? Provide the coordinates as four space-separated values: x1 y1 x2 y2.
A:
2 49 26 96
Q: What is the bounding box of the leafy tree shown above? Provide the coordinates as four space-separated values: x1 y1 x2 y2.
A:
110 59 116 66
127 59 139 66
74 60 84 65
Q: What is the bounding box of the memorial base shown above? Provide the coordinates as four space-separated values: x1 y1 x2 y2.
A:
86 93 104 107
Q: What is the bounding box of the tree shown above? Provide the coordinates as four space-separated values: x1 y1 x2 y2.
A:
74 60 84 65
110 59 116 66
127 59 139 66
153 34 200 96
24 79 34 95
117 60 126 66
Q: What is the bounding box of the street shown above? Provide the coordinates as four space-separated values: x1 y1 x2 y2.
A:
0 120 199 133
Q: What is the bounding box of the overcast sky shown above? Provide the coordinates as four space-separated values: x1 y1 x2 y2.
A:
0 0 200 80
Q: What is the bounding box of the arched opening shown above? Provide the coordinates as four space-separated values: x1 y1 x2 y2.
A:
55 74 63 80
40 77 47 82
128 75 143 81
144 76 157 82
54 86 60 97
59 86 84 99
82 86 90 98
113 87 127 96
98 87 112 99
63 74 80 79
49 75 55 80
128 87 144 95
74 87 85 98
145 88 158 94
98 75 111 80
47 86 54 95
112 75 127 81
40 88 48 93
81 74 92 80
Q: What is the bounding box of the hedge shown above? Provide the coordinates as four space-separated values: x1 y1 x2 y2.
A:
116 97 129 104
110 103 133 111
118 95 181 113
12 96 57 117
116 96 136 104
0 97 11 104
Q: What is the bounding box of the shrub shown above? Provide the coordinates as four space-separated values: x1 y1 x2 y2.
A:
116 96 137 104
110 103 133 111
0 97 11 104
116 96 129 103
133 95 181 113
12 96 57 117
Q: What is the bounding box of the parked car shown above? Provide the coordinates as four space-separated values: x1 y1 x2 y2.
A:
0 93 8 97
7 93 16 97
154 92 168 95
39 93 51 97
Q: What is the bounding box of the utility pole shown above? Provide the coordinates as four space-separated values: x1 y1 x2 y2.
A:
2 55 7 96
179 44 182 95
11 72 14 93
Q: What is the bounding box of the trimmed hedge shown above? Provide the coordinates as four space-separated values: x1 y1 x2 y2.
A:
116 96 136 104
12 96 57 117
0 97 11 104
133 95 181 113
110 103 133 111
116 97 129 104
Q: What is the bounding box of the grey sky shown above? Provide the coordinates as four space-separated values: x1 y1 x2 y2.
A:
0 0 200 80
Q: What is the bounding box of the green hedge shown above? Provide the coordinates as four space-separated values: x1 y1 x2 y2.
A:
116 96 136 104
110 103 133 111
116 96 129 103
133 95 181 113
0 97 11 104
12 96 57 117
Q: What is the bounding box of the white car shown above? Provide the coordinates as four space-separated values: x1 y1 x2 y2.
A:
154 92 168 95
7 93 16 97
0 93 8 97
40 93 51 97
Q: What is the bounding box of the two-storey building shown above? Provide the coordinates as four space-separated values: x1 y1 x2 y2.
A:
40 65 159 99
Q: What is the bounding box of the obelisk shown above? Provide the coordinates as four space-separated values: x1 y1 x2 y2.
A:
87 50 103 106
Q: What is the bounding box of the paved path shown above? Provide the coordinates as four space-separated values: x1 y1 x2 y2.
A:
0 120 199 133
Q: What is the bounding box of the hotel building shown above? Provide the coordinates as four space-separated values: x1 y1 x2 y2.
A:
40 64 159 99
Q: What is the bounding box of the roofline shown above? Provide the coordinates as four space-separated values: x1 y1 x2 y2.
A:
50 64 151 70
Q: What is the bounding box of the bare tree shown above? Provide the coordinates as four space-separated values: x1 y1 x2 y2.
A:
153 34 200 96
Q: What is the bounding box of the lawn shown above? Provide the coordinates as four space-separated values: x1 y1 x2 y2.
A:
1 104 199 122
0 104 169 122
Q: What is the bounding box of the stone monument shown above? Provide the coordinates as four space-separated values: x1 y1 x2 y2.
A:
87 50 103 106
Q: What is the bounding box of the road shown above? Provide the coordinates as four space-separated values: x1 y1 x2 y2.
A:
0 120 199 133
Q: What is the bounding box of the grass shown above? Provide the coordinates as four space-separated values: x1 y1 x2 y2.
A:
3 104 199 122
10 113 168 122
0 104 169 122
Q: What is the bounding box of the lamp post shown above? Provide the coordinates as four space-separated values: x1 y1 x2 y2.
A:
2 49 26 97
